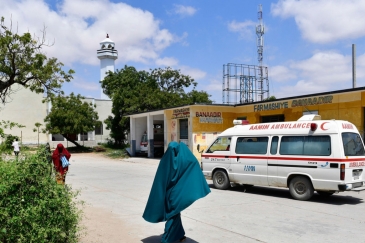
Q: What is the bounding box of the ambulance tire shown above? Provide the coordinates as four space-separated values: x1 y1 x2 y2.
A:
213 170 231 190
289 176 314 201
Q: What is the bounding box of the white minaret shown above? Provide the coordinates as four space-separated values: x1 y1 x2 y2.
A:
97 34 118 99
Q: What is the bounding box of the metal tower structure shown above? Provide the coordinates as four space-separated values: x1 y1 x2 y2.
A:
222 5 269 105
256 4 269 101
222 63 268 104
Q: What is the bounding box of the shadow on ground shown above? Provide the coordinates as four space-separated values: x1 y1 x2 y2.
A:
208 183 364 206
141 235 199 243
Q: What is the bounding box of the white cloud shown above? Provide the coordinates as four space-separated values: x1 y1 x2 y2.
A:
172 5 197 17
174 32 189 46
179 66 206 80
271 0 365 43
269 65 297 82
290 51 351 81
1 0 176 66
155 57 179 67
205 79 222 92
227 20 256 40
271 51 365 98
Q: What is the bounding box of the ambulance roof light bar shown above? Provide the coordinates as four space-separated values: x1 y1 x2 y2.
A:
298 114 321 121
233 120 250 125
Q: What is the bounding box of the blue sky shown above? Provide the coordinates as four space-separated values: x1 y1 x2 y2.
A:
2 0 365 103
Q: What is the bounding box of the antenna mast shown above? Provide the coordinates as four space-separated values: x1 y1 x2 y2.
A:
256 4 266 101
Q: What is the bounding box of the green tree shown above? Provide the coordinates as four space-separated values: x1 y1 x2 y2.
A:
263 96 276 101
33 122 46 146
0 120 25 138
0 17 74 104
101 66 212 145
43 93 99 147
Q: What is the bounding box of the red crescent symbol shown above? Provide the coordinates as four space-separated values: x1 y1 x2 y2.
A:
320 122 329 130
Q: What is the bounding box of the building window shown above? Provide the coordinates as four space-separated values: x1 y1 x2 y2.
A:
66 134 78 141
303 110 318 115
52 134 64 141
261 115 284 123
95 121 103 135
80 132 88 141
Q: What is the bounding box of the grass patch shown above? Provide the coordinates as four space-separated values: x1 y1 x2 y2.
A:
95 143 130 159
105 149 129 159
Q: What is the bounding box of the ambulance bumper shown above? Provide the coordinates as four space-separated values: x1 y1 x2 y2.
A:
338 182 365 191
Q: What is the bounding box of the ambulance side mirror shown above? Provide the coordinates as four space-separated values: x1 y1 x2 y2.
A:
197 144 204 153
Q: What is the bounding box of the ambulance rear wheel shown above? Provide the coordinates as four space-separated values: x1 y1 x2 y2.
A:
213 170 230 190
289 176 314 201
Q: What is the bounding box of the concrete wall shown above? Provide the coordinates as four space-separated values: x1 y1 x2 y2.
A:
85 98 112 144
0 85 48 145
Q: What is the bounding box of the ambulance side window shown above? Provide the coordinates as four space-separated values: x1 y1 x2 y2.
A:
235 137 268 154
280 136 331 156
206 137 231 153
342 132 365 156
270 136 279 155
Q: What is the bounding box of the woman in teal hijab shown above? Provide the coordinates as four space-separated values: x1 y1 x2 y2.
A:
143 141 211 243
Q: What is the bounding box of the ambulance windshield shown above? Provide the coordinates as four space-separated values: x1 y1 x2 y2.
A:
342 132 365 156
207 137 231 153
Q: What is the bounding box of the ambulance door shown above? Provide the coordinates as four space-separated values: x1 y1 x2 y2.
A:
267 136 279 186
231 136 269 186
201 137 232 177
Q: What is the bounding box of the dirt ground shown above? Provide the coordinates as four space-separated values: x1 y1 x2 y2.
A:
78 204 140 243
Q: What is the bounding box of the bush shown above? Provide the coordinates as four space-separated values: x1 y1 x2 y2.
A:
0 147 82 242
4 135 19 150
0 135 19 154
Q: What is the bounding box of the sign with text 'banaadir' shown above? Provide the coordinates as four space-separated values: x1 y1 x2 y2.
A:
196 111 223 124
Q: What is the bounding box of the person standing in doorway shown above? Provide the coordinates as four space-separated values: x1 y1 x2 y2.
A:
12 138 20 157
52 143 71 185
143 141 211 243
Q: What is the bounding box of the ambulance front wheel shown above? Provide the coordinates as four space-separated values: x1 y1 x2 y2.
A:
289 176 314 201
213 170 231 190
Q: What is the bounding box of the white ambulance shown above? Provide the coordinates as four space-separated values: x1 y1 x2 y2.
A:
198 115 365 200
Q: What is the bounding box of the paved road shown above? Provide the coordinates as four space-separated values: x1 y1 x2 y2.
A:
68 153 365 243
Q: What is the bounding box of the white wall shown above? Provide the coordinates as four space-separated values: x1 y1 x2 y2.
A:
0 84 48 145
93 99 112 144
